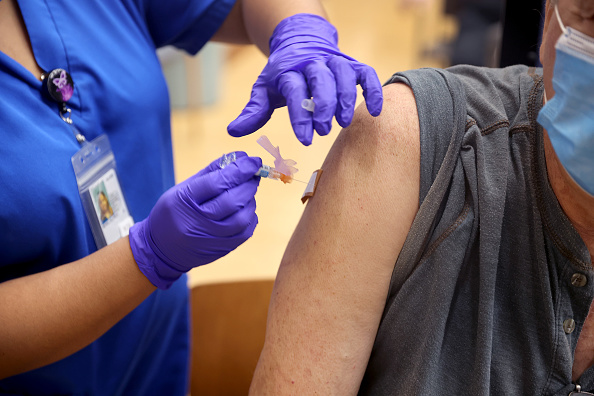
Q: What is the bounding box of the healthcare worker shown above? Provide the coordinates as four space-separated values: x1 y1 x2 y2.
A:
0 0 383 394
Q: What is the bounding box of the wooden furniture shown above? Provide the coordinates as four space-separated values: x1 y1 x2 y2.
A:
190 280 275 396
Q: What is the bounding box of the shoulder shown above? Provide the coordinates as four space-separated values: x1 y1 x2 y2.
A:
386 66 542 191
313 81 421 258
352 81 420 157
386 67 469 201
328 81 420 207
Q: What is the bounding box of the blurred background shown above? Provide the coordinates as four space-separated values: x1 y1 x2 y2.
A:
159 0 509 288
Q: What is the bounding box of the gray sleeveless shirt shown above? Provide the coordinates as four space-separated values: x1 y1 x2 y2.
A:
359 65 593 395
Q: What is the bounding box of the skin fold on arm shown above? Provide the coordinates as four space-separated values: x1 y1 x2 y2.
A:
249 82 421 395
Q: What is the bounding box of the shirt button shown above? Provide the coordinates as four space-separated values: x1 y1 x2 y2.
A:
571 273 587 287
564 319 576 334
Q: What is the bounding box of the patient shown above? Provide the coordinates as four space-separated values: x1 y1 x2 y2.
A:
249 0 594 394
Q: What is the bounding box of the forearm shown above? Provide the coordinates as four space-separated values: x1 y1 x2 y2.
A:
242 0 327 54
0 237 156 379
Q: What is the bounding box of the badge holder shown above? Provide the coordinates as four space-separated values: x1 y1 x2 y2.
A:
71 135 134 248
43 68 134 249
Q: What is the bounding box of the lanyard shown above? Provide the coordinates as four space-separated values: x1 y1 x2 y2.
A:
41 67 134 249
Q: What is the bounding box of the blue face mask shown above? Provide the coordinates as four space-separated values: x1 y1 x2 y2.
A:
537 5 594 196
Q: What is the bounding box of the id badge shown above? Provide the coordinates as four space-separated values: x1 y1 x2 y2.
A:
71 134 134 249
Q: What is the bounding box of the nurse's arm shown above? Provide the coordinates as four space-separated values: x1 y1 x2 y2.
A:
249 82 421 395
212 0 327 55
0 237 156 379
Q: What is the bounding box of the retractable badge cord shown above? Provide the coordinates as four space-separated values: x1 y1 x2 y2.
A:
43 69 134 249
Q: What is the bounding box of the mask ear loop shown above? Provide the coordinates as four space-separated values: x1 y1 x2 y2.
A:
544 5 568 104
555 5 567 34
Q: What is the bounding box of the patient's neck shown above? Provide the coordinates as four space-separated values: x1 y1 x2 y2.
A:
543 130 594 258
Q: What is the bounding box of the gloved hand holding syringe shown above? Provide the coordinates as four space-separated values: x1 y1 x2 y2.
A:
130 130 317 292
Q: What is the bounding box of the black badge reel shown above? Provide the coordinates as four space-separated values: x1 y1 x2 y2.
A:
43 68 134 249
43 68 74 103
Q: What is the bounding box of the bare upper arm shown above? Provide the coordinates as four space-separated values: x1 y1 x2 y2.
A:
249 82 421 395
211 0 250 45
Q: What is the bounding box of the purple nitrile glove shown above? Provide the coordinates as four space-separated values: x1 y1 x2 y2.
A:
227 13 383 146
129 152 262 289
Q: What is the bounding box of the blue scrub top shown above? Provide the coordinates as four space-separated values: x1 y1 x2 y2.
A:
0 0 235 394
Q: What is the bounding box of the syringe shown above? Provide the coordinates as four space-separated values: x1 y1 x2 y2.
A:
256 165 307 184
220 153 306 184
